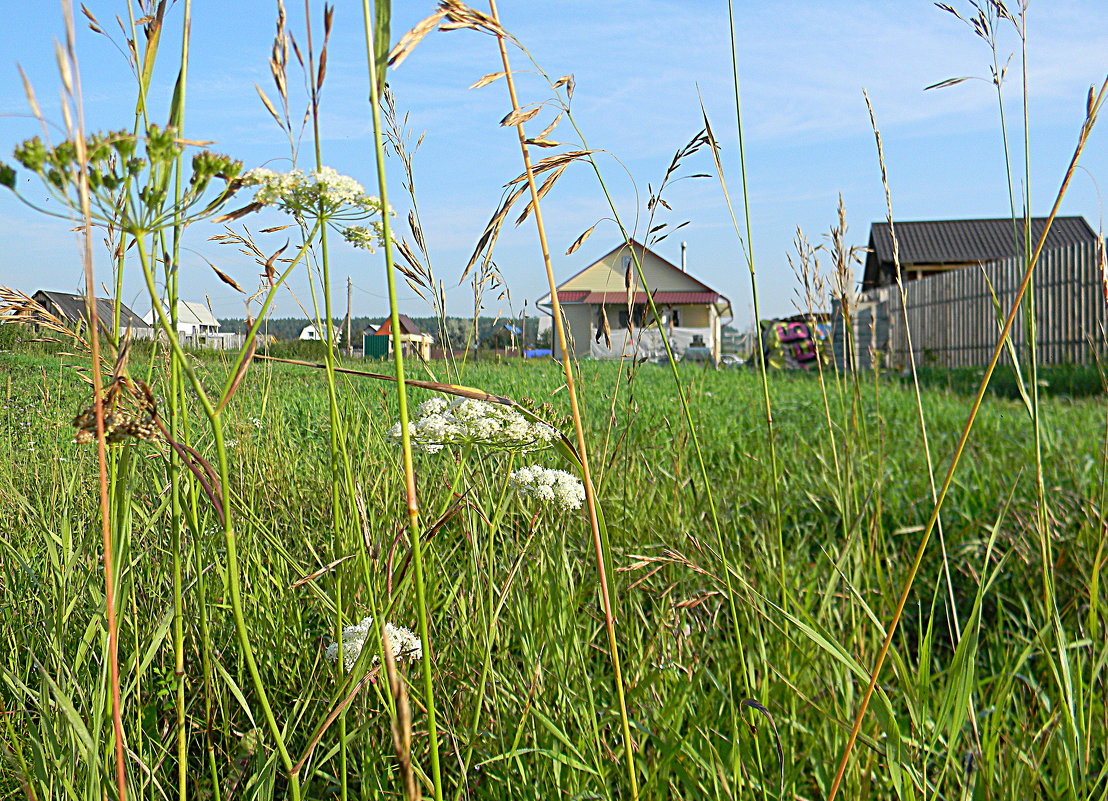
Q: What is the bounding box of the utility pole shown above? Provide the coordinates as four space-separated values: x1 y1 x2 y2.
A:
346 276 353 357
520 300 528 361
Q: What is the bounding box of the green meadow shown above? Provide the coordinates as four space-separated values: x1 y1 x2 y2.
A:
2 1 1107 799
3 348 1106 799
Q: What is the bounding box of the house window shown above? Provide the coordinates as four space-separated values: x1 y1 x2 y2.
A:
616 305 653 328
670 307 681 327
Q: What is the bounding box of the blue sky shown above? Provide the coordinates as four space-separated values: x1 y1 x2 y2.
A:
1 0 1106 326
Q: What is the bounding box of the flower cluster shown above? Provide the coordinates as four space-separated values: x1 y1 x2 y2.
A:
72 377 160 445
4 126 242 229
341 225 379 250
508 465 586 511
242 166 384 221
324 617 423 672
389 396 560 454
241 167 303 205
9 127 241 196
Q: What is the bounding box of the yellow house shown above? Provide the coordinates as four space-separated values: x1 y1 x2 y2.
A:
537 241 732 362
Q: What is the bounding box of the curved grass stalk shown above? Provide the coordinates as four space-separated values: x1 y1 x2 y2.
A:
472 13 760 783
498 11 754 660
726 0 785 608
1009 17 1083 786
299 7 365 795
135 230 318 801
556 128 756 689
54 3 128 796
528 92 762 762
164 4 193 798
862 91 979 752
826 79 1107 800
361 5 445 799
484 3 638 798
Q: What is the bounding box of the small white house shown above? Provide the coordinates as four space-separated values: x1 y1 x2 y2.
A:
144 300 220 337
144 300 242 349
299 323 346 342
299 323 350 344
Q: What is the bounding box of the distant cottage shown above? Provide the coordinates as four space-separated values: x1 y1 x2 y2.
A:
144 299 245 349
144 300 220 337
32 290 153 339
536 241 732 363
364 314 433 360
837 216 1104 369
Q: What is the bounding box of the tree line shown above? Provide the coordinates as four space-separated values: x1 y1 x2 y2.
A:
217 315 550 348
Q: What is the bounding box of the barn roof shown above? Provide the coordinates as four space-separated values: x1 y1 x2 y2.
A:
33 290 150 332
863 216 1098 288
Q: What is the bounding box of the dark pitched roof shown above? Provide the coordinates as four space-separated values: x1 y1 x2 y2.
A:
32 290 151 332
862 216 1098 288
374 313 424 336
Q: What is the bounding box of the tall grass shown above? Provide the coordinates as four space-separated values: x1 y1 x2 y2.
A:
1 2 1107 801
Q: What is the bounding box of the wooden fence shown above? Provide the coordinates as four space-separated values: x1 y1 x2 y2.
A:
176 331 247 351
834 240 1105 369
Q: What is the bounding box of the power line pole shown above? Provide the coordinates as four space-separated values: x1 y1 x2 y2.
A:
520 300 527 361
346 276 353 357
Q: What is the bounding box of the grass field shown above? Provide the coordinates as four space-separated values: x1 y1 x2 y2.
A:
2 2 1107 798
3 347 1106 799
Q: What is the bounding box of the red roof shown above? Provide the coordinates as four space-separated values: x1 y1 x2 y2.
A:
375 314 424 336
557 290 589 303
556 290 720 305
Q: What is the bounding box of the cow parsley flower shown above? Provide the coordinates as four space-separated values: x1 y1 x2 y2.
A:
241 167 302 206
388 396 559 453
240 166 387 251
342 225 378 250
509 465 586 511
324 617 423 671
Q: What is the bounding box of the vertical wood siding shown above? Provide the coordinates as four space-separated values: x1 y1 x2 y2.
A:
839 241 1105 368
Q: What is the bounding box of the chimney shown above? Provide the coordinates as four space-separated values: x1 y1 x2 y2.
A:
680 241 687 272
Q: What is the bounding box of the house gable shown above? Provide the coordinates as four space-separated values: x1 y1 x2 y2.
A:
558 241 715 295
538 240 731 318
144 299 220 332
179 301 219 329
533 241 731 360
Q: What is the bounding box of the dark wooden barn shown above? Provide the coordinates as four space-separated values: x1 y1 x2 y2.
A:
31 290 153 340
835 217 1104 369
862 216 1097 289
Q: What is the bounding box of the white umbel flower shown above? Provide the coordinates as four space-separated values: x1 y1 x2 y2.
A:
509 465 586 511
324 617 423 672
342 225 379 251
240 165 387 247
388 396 559 454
